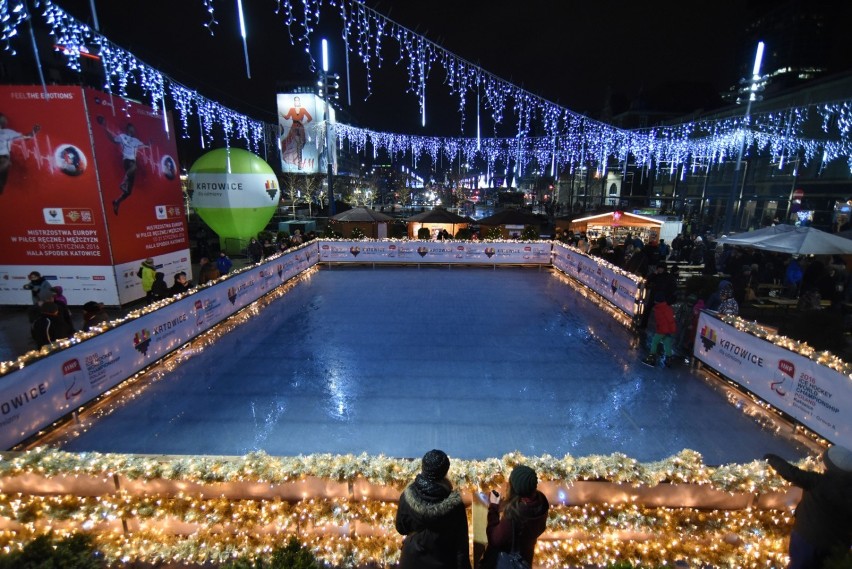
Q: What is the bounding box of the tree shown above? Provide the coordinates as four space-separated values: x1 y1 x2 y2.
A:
302 174 323 217
281 172 301 219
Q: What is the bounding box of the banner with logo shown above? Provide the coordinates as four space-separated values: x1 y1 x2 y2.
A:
317 240 552 264
0 245 318 450
551 242 643 318
693 311 852 447
85 88 191 305
0 85 119 305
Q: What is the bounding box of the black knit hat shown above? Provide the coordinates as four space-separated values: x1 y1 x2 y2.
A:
421 449 450 481
509 465 538 497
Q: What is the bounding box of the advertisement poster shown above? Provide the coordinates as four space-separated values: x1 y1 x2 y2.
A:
85 89 190 261
552 242 643 317
693 311 852 447
277 93 335 174
317 240 551 264
0 85 118 305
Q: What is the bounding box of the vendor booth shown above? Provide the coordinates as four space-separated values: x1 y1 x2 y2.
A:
405 207 470 238
477 208 547 239
569 212 681 245
328 206 394 238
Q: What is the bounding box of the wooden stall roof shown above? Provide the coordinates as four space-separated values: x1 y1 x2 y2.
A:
569 211 664 231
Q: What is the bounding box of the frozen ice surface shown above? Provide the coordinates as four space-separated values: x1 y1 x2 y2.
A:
60 267 810 464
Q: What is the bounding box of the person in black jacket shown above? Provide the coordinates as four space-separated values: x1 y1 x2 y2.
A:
30 302 73 348
481 465 550 569
764 445 852 568
395 449 471 569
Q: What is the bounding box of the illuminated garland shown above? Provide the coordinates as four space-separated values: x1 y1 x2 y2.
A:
0 447 818 494
722 314 852 377
7 1 848 174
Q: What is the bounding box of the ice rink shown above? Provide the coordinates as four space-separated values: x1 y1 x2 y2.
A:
57 267 810 464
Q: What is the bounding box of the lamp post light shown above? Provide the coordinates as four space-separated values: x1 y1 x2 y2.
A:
320 39 337 216
722 41 765 234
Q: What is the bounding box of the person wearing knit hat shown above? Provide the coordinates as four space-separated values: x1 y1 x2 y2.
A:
395 449 471 569
480 465 550 569
765 446 852 568
509 465 538 497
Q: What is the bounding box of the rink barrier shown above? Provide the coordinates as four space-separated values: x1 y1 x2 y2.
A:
0 451 802 567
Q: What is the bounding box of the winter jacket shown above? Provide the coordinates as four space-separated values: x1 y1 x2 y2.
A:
31 314 73 348
653 301 677 335
395 476 472 569
481 491 549 569
25 277 56 305
138 260 156 292
216 255 233 275
765 453 852 553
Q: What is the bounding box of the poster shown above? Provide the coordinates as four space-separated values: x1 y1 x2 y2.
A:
0 85 117 305
84 88 190 269
277 93 335 174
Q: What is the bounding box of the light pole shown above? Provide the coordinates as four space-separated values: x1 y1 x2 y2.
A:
722 41 765 234
320 39 337 216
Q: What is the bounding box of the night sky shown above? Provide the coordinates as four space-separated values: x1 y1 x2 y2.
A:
51 0 754 137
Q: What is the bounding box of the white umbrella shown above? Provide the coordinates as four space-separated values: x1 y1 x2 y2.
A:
718 224 852 255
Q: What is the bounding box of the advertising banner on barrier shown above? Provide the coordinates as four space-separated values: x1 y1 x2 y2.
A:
0 85 119 305
551 242 643 317
693 311 852 447
317 240 551 264
0 245 318 450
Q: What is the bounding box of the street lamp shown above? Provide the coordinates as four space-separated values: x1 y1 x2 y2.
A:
722 41 764 234
320 38 337 216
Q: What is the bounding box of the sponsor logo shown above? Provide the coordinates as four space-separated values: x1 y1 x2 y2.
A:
611 279 618 296
350 246 360 257
699 325 717 351
133 329 151 355
61 358 84 400
417 247 428 257
772 360 795 396
484 248 495 258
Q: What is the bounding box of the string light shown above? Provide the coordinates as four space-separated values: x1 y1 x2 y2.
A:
16 1 850 174
0 448 819 567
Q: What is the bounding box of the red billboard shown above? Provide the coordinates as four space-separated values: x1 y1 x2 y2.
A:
85 88 189 265
0 86 190 306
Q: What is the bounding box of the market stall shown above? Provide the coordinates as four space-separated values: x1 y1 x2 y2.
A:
569 212 681 245
405 207 470 238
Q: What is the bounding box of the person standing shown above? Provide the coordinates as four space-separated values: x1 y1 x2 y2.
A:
395 449 472 569
168 272 192 296
216 252 233 275
248 238 263 264
764 446 852 569
23 271 56 306
31 302 73 348
149 272 169 302
642 292 677 368
481 465 550 569
81 301 110 332
137 258 157 301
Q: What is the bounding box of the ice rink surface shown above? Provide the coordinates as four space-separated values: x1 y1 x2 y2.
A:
59 267 811 464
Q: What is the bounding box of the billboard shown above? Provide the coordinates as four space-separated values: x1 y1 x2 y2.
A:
276 93 336 175
0 86 190 306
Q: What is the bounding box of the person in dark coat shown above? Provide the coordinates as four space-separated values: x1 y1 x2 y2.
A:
150 272 169 302
481 465 549 569
82 301 110 332
395 449 471 569
764 445 852 569
30 302 73 348
248 238 263 264
168 272 192 297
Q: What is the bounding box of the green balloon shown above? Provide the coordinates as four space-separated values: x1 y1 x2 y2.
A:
189 148 280 239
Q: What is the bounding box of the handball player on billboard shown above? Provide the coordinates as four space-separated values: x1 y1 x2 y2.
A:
0 112 40 194
97 116 148 214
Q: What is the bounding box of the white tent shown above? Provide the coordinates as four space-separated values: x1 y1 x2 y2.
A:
718 224 852 255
